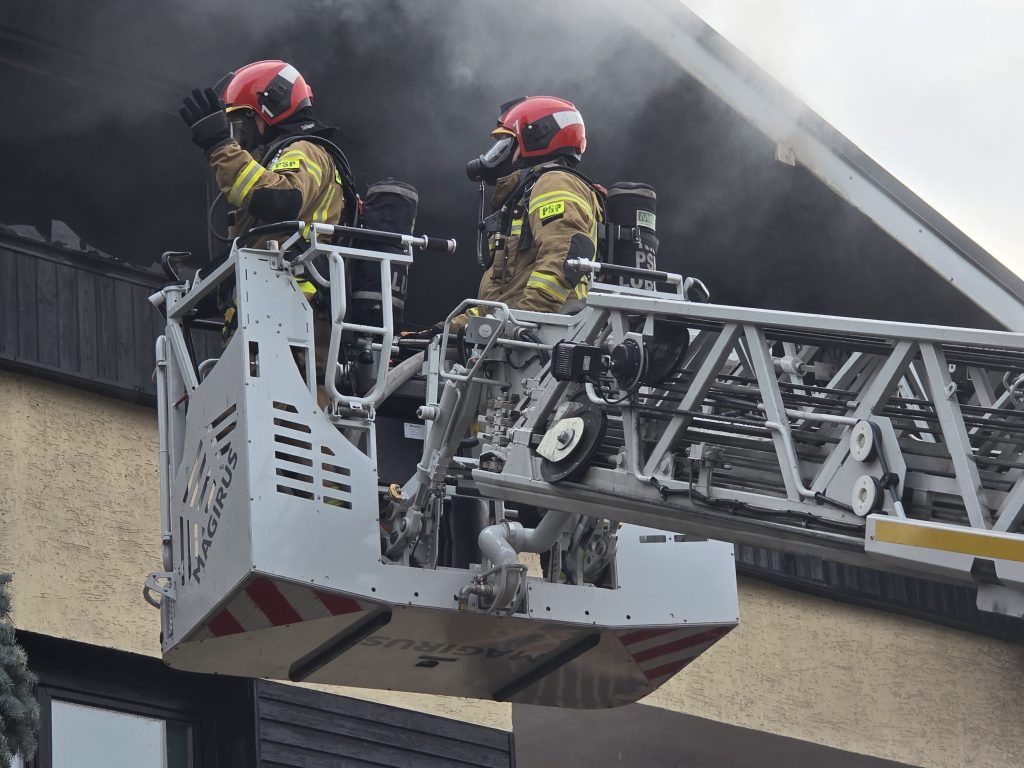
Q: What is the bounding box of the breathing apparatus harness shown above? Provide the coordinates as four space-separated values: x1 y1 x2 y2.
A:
262 134 360 229
475 163 607 270
206 132 360 247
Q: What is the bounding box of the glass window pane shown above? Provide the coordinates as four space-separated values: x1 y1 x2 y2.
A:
51 700 190 768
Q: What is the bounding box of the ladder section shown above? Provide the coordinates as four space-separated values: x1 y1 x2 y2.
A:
470 286 1024 615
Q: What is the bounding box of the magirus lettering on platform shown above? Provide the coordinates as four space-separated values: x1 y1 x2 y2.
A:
360 636 547 664
192 446 239 584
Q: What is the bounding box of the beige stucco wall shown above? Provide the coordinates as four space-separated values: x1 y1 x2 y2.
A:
2 368 1023 764
652 577 1024 767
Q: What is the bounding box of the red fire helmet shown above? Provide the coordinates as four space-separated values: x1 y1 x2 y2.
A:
222 60 313 126
493 96 587 161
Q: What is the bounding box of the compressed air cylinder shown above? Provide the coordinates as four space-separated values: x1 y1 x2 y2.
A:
604 182 658 291
351 179 418 327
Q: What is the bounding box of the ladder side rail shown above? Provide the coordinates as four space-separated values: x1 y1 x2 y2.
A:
586 292 1024 352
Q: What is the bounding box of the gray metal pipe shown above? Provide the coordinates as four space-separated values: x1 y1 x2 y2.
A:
477 522 524 610
154 336 173 573
476 510 574 611
521 509 574 553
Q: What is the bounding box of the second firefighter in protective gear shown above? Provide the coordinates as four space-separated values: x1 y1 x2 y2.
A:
456 96 602 330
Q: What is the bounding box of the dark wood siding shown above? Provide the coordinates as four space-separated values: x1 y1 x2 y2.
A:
257 681 514 768
0 236 164 402
0 233 220 404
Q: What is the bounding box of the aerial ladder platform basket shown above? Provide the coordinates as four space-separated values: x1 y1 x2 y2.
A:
145 225 738 708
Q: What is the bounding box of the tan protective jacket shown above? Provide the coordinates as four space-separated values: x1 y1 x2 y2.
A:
208 139 345 243
477 164 601 313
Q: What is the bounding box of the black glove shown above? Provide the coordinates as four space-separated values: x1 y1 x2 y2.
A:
179 87 231 154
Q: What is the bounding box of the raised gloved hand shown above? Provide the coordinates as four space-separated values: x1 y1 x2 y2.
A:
179 87 231 154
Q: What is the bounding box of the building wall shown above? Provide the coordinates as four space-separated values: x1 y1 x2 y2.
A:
2 368 1023 766
651 577 1024 767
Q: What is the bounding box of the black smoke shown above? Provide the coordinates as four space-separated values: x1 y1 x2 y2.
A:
0 0 1000 329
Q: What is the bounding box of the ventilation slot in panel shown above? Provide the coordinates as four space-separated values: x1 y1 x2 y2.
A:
210 404 238 461
322 459 353 509
273 401 317 502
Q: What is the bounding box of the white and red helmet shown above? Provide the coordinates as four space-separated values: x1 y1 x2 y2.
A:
222 60 313 126
494 96 587 161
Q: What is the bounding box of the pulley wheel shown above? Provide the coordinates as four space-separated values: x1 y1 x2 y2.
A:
539 401 608 483
851 474 883 517
849 420 877 462
643 318 690 387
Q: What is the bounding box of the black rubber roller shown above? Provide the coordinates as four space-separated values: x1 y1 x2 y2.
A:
419 236 457 254
538 401 607 484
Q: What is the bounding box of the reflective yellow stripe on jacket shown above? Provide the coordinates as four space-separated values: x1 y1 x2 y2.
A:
302 185 336 239
227 159 266 207
573 207 599 301
526 271 571 302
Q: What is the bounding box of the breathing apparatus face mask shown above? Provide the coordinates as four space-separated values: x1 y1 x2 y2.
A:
228 109 262 151
465 136 516 185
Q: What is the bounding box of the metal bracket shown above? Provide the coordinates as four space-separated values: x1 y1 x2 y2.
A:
144 571 176 608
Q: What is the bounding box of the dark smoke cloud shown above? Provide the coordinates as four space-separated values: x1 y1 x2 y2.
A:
0 0 999 329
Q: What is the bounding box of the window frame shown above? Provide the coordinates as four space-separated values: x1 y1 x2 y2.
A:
35 684 200 768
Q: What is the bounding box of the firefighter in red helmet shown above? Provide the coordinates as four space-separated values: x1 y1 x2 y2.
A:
179 60 352 254
453 96 603 330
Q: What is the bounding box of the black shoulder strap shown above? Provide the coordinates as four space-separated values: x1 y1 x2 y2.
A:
261 134 359 227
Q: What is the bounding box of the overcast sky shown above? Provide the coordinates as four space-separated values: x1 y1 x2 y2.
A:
682 0 1024 278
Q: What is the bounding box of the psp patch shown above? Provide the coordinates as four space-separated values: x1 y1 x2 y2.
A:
538 200 565 223
271 158 302 172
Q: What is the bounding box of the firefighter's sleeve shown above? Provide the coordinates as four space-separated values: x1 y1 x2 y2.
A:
208 140 326 222
449 307 483 333
518 173 598 313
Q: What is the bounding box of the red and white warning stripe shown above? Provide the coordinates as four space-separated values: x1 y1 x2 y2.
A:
617 625 734 685
193 576 365 640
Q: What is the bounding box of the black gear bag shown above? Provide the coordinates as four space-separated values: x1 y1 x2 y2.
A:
350 179 418 327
